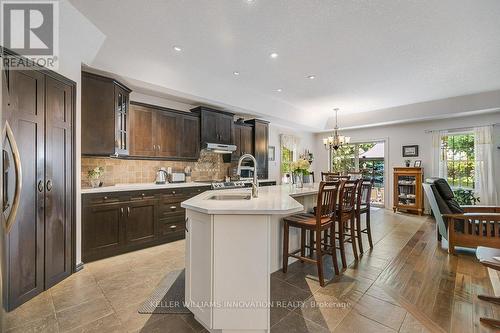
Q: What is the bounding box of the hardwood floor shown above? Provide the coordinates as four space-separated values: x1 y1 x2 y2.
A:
4 209 497 332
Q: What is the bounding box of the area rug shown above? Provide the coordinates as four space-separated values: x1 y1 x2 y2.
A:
138 269 190 314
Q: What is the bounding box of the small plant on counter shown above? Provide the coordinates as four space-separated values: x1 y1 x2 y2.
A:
88 167 104 188
290 159 311 188
453 188 480 206
404 159 411 167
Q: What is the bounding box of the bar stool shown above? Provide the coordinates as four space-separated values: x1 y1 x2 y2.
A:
282 181 341 286
333 179 359 268
355 179 374 253
321 172 339 181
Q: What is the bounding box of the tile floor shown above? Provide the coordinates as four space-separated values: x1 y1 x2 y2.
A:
4 209 486 332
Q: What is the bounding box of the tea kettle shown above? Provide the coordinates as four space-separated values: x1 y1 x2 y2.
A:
155 167 168 184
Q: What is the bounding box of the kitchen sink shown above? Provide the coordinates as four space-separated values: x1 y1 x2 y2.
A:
206 193 252 201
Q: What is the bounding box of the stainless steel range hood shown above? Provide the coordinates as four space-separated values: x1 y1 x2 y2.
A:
205 143 237 154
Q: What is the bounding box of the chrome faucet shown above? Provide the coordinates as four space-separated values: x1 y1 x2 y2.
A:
237 154 259 198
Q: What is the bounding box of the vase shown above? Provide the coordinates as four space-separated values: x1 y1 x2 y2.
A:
90 178 101 188
294 174 304 188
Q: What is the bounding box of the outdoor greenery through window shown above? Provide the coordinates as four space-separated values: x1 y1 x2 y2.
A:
281 147 294 174
441 133 475 188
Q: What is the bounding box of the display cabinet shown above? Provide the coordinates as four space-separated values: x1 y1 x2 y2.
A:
393 167 424 215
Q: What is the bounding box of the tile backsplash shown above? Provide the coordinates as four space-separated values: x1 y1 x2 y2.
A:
81 150 231 187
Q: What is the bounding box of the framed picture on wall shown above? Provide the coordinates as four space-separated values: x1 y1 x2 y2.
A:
268 146 275 161
402 145 419 157
414 160 422 167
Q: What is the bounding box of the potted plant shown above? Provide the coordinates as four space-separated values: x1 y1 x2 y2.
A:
88 166 104 188
404 159 411 167
290 159 311 188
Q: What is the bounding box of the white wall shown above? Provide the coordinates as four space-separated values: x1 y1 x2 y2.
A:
314 112 500 209
268 124 317 183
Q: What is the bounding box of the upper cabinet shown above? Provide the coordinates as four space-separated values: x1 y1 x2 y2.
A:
129 102 200 160
191 106 234 146
245 119 269 179
82 71 132 156
232 123 254 160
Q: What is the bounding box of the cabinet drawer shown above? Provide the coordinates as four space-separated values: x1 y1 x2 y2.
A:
130 192 156 201
158 216 185 237
85 194 121 205
160 201 185 216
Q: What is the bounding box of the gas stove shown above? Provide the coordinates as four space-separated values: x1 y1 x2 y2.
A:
211 181 247 190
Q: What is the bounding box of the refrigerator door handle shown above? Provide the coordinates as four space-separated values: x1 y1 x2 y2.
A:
3 121 22 233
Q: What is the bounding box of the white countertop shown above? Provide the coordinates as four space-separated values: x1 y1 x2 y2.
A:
181 183 320 215
81 182 212 194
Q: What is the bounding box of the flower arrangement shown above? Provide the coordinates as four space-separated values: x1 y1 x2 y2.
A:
88 167 104 187
290 159 310 176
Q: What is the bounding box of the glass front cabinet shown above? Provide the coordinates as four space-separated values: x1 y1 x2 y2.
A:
393 167 424 215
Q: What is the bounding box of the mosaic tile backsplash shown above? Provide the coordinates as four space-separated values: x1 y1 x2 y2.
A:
81 150 231 187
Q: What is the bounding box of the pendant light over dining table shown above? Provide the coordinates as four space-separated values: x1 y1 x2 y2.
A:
323 108 350 151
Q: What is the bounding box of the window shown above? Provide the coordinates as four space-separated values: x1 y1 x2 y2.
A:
441 133 475 188
281 146 294 174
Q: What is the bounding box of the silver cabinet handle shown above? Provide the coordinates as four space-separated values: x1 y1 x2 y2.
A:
185 218 189 232
46 180 53 192
169 225 177 229
120 207 124 216
127 207 131 217
170 205 176 210
158 145 161 151
4 121 22 233
37 180 44 193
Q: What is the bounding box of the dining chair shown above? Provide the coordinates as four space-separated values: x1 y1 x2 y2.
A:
333 179 360 268
321 171 339 181
355 178 374 253
282 181 341 286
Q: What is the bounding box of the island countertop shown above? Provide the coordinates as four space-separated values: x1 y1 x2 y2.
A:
181 183 320 215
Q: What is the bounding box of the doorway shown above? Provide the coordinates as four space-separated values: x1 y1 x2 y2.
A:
331 140 386 207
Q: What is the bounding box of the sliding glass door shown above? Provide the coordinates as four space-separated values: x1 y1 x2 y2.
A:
331 141 386 207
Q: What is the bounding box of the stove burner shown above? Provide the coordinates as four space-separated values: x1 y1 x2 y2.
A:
211 181 246 190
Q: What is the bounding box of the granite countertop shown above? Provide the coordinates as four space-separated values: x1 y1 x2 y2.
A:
81 182 212 194
181 183 320 215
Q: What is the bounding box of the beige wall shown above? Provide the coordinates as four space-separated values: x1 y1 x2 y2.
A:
82 150 231 187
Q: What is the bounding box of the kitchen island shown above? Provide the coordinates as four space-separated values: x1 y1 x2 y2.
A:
181 184 320 333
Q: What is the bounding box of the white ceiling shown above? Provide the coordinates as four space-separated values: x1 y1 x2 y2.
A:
69 0 500 130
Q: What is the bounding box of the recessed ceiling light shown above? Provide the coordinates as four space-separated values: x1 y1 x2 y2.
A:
276 88 283 92
307 75 316 80
270 52 279 59
246 0 255 3
233 71 240 76
173 46 182 52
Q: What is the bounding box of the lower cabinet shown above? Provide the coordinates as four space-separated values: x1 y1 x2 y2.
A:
82 186 209 262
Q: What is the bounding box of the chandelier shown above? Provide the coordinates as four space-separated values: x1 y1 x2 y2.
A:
323 108 350 150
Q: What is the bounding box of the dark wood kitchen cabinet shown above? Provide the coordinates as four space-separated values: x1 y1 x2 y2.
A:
232 123 254 160
191 106 234 145
130 102 200 160
2 52 75 310
245 119 269 179
82 71 131 156
82 185 210 262
125 199 157 246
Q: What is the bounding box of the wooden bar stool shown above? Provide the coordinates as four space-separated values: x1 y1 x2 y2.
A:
282 181 341 286
334 179 359 268
355 179 374 254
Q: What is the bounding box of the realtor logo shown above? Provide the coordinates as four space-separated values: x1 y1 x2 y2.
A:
1 0 59 69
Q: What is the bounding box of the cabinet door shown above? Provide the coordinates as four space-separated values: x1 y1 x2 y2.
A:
201 111 219 143
240 126 253 156
254 122 269 179
4 69 45 309
125 199 157 246
154 111 178 157
82 203 124 262
179 116 200 159
216 114 233 145
232 125 241 160
129 104 155 156
44 76 73 289
114 86 129 155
